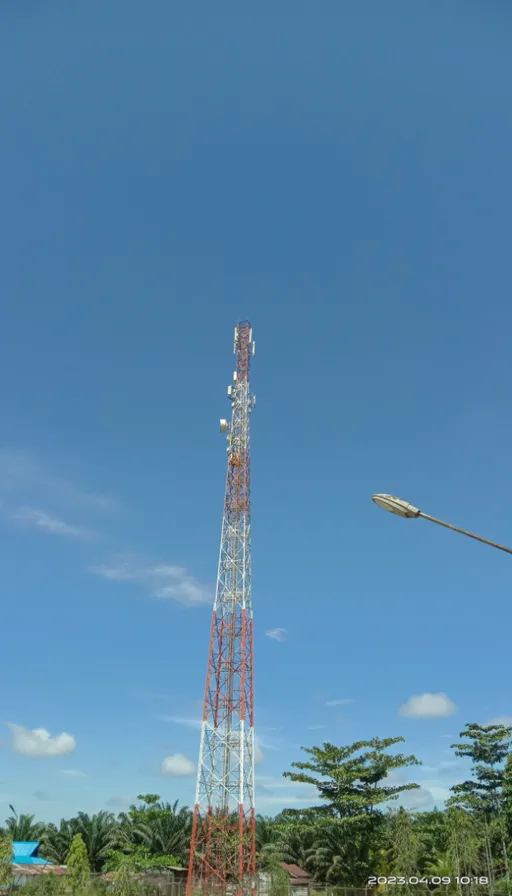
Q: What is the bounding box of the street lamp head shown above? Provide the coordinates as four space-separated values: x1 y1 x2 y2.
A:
372 494 421 519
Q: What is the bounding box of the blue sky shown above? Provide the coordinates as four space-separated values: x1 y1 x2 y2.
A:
1 1 512 824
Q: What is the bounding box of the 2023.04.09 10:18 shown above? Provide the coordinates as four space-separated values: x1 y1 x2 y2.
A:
367 877 489 886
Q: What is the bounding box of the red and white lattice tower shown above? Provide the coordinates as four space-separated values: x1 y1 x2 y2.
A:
187 321 256 896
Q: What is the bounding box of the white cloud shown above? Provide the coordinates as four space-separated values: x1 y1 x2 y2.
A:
325 699 353 707
265 628 288 642
159 716 203 729
132 688 171 701
7 723 76 758
254 742 264 765
61 769 86 778
13 507 92 539
421 781 453 805
255 778 319 809
161 754 196 777
0 449 117 513
257 794 317 806
399 693 457 718
257 776 315 791
486 716 512 726
426 781 453 807
307 725 325 731
91 555 212 607
399 787 435 810
106 796 133 808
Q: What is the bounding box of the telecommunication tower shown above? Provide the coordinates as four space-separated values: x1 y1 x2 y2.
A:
187 321 257 896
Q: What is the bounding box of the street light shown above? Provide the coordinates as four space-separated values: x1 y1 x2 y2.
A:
372 494 512 556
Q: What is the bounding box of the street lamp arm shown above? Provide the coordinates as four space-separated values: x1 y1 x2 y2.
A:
372 494 512 556
418 512 512 556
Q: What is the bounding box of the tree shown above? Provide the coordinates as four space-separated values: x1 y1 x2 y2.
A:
109 856 143 896
449 723 512 814
5 814 47 843
0 835 13 893
267 825 316 870
117 796 192 866
264 854 289 896
67 813 120 872
304 822 368 885
104 846 180 873
449 723 512 883
66 834 90 896
255 816 279 855
282 738 421 821
23 872 65 896
280 737 421 886
425 852 457 892
414 808 449 872
40 820 76 866
502 754 512 840
387 808 421 894
445 807 480 895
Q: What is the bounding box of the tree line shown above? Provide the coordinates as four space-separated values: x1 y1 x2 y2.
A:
1 723 512 894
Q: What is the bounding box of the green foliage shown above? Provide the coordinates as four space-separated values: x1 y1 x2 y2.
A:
304 821 370 885
104 846 180 873
23 872 65 896
4 726 512 891
449 724 512 815
136 797 160 808
282 737 421 822
449 723 512 887
445 807 480 881
279 736 422 886
415 809 449 869
118 797 192 866
272 824 316 869
109 858 145 896
264 854 290 896
387 808 421 891
5 814 46 843
255 816 281 854
0 835 13 889
502 754 512 838
424 852 457 893
66 833 91 895
40 813 120 872
41 819 76 865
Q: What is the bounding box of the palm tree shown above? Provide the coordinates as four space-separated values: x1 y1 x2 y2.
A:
135 803 192 865
65 813 120 872
40 820 76 865
425 852 458 893
306 823 369 886
255 816 279 855
116 800 192 866
273 825 316 870
5 814 47 843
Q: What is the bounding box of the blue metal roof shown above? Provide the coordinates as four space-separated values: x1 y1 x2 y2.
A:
13 843 39 858
13 857 51 865
12 843 51 865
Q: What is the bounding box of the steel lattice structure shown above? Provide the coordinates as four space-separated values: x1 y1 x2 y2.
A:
187 321 256 896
